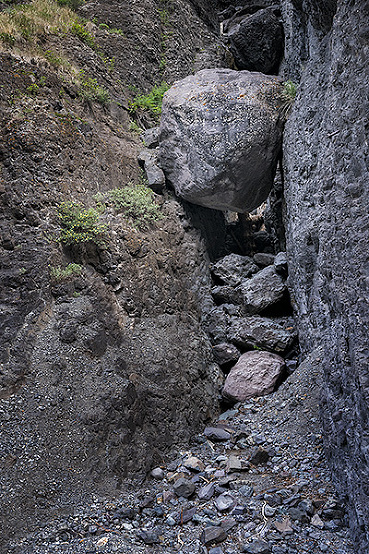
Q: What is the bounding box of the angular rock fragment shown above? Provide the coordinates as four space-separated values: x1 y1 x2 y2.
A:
183 456 204 472
274 251 288 275
211 254 259 286
222 351 285 403
141 126 160 149
137 529 161 544
253 253 275 268
204 427 231 442
213 343 241 368
173 477 195 498
249 447 270 465
228 316 295 354
215 493 236 512
198 482 215 501
138 148 165 193
200 525 227 545
224 7 283 74
241 538 271 553
160 69 283 212
236 266 287 314
211 285 240 305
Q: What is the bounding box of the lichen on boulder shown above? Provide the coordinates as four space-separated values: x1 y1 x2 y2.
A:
159 69 284 213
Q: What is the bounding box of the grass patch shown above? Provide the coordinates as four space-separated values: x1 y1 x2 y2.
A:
57 0 84 10
280 80 298 117
129 82 169 120
0 0 76 45
49 262 83 280
70 20 96 49
57 201 108 246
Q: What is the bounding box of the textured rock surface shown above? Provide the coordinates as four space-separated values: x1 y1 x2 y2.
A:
211 254 259 286
159 69 283 212
228 315 295 353
222 351 285 403
282 0 369 549
236 266 287 314
0 3 225 546
225 7 284 74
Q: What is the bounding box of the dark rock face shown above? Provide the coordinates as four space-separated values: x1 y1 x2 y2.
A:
282 0 369 548
0 31 223 546
225 7 284 74
159 69 284 212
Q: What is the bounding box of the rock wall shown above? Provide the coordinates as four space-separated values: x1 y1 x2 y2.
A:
0 2 226 545
282 0 369 548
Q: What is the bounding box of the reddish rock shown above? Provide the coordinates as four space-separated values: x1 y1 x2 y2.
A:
222 351 285 403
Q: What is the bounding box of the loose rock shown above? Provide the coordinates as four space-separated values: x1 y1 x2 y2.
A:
236 266 287 314
228 316 295 354
222 351 285 403
173 477 196 498
200 526 227 545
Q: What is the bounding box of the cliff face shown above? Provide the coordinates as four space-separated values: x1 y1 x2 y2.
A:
282 0 369 548
0 0 227 545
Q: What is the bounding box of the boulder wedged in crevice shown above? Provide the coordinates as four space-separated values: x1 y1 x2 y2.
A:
159 68 284 213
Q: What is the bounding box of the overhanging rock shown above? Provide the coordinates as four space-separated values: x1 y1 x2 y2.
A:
159 69 283 213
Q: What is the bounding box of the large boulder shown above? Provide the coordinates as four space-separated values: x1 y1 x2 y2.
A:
228 315 295 354
222 351 285 403
211 253 259 286
224 7 284 74
236 265 287 314
159 69 283 213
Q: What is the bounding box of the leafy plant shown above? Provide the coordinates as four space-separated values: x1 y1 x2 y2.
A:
129 120 142 134
78 71 110 104
106 184 163 229
129 82 169 119
280 80 298 117
26 83 39 95
57 201 108 246
71 21 96 49
49 262 83 280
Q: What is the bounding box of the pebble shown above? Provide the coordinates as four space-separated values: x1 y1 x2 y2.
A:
242 538 271 553
136 529 160 544
204 427 232 441
151 467 164 480
173 477 195 498
215 494 235 512
200 526 227 545
184 455 204 472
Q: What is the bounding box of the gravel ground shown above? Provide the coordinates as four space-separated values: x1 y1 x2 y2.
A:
8 348 354 554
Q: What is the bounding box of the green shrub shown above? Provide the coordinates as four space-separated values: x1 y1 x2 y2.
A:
107 184 163 229
129 82 169 119
71 21 96 49
78 71 110 104
26 83 39 95
280 80 298 117
49 262 83 280
57 201 108 246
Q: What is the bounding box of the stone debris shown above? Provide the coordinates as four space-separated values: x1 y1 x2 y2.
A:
173 477 195 498
236 266 287 314
204 426 232 442
9 256 354 554
211 254 259 286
